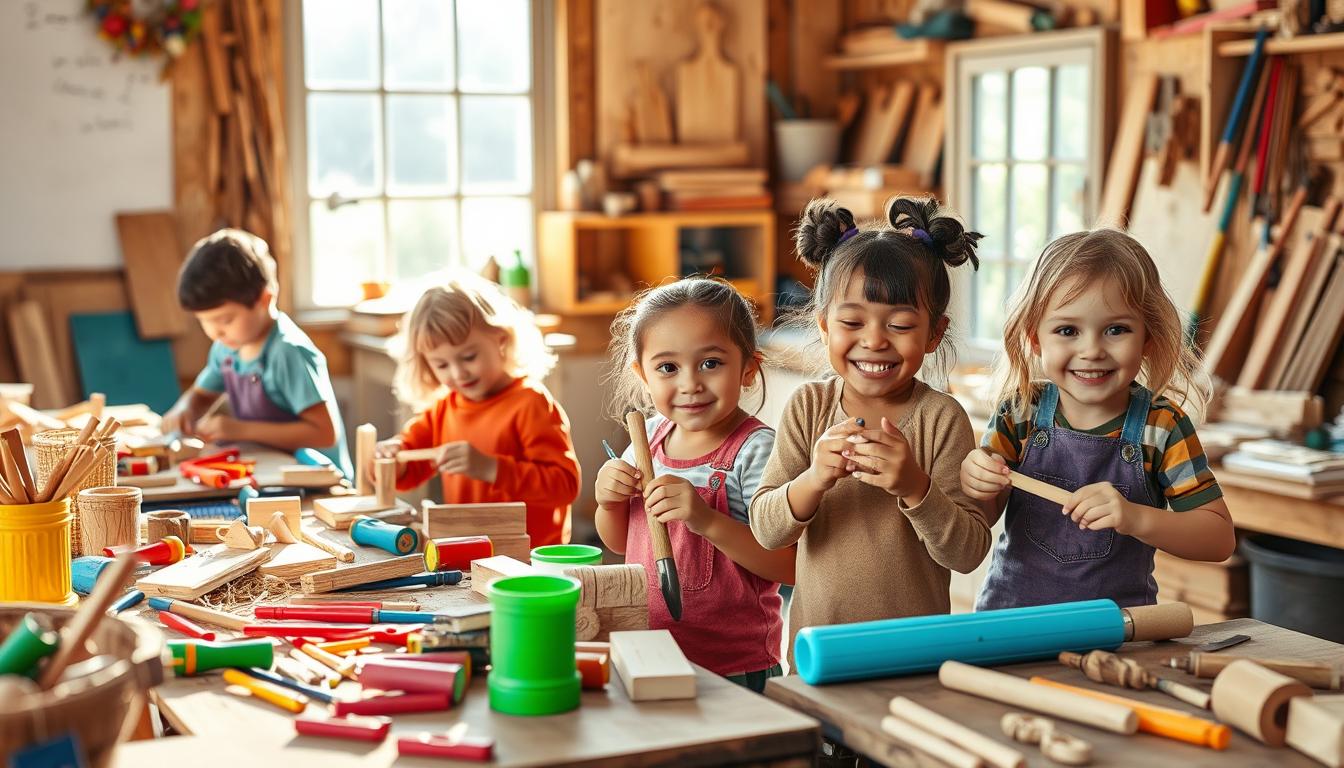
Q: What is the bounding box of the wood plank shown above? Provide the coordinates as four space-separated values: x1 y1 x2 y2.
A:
246 495 301 535
555 0 596 182
312 495 410 530
610 629 697 702
1098 73 1158 225
609 142 751 178
422 502 527 538
1266 231 1340 388
1220 31 1344 55
259 542 337 580
900 84 944 187
7 300 73 409
790 0 839 119
115 212 188 339
137 544 272 600
1282 254 1344 391
851 82 916 166
299 554 426 594
199 2 232 115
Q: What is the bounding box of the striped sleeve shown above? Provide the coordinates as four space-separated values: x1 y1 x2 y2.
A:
981 401 1027 467
732 427 777 525
1148 401 1223 511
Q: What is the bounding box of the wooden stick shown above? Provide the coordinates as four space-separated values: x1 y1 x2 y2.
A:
880 715 984 768
38 419 98 502
395 447 440 463
3 429 37 501
0 442 31 504
301 525 356 563
939 661 1138 735
890 697 1025 768
1008 471 1071 506
37 553 139 688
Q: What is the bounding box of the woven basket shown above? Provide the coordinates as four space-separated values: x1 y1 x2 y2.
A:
0 604 165 767
33 429 117 558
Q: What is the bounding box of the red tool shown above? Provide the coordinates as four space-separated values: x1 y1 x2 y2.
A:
333 691 452 717
179 449 256 489
159 611 215 641
295 714 391 742
104 536 186 566
398 731 494 762
244 622 426 644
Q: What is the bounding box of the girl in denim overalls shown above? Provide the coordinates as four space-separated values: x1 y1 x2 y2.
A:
595 277 793 693
965 229 1236 610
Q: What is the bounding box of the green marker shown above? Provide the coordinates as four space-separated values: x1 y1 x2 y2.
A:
0 613 59 678
168 638 273 676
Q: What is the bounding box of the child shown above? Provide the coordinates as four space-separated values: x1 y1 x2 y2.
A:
375 272 579 547
964 229 1235 610
162 229 352 478
595 277 791 693
750 197 991 659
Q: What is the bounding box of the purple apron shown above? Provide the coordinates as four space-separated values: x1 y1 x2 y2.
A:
221 355 297 423
976 382 1159 610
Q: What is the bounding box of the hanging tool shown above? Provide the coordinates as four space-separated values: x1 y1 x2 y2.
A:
625 410 682 621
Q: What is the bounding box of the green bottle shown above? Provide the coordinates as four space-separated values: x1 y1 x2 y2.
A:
501 249 532 308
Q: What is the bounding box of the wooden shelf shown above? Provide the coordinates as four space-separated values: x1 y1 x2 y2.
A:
1219 31 1344 56
825 41 943 69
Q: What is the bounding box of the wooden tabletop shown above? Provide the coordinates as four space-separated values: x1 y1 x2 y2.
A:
137 443 298 503
766 618 1344 767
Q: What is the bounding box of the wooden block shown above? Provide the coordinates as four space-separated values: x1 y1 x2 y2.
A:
1287 695 1344 767
470 555 536 596
313 495 409 529
218 519 264 550
247 495 301 535
610 629 696 701
375 458 395 507
486 533 533 563
115 211 188 339
260 542 337 580
565 563 647 609
300 554 426 594
137 544 272 600
1097 73 1158 225
279 464 342 487
421 501 527 538
266 513 297 544
610 142 750 178
594 606 649 641
355 423 376 497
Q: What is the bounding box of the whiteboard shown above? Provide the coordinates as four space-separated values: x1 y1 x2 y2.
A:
0 0 172 269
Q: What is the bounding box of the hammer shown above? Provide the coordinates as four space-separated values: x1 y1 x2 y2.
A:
625 410 682 621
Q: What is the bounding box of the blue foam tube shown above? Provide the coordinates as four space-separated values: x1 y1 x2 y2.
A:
794 599 1127 684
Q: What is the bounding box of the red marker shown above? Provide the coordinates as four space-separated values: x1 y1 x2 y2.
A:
243 623 372 641
254 606 374 623
104 536 185 566
159 610 215 641
332 691 451 716
295 714 391 742
398 731 494 762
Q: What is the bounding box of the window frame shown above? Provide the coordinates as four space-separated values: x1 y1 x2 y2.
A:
283 0 549 312
944 28 1114 363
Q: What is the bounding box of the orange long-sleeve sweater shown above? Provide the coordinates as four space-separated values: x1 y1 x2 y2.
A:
397 378 580 546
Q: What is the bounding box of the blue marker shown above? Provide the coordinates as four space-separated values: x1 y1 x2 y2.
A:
109 590 145 615
335 571 463 593
243 666 337 704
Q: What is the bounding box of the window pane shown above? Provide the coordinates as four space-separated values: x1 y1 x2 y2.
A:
458 0 531 93
461 197 534 273
973 163 1007 261
973 72 1007 160
390 199 458 281
1054 64 1089 161
461 96 532 194
1011 67 1048 160
310 200 385 307
308 94 382 197
974 261 1008 341
383 0 455 90
304 0 379 89
1053 163 1087 236
1012 163 1048 260
387 95 456 195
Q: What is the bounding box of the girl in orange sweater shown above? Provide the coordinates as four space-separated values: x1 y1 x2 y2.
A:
375 273 580 546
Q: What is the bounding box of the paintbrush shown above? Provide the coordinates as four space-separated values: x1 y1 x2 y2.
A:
625 410 682 621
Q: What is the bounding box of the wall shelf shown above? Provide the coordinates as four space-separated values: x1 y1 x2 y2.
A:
1219 31 1344 56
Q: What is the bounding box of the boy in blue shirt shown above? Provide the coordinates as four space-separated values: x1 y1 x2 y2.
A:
161 229 352 478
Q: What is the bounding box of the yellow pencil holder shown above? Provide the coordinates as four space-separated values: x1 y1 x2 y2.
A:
0 499 77 606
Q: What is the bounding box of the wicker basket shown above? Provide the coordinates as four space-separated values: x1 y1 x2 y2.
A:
0 604 165 767
33 429 117 558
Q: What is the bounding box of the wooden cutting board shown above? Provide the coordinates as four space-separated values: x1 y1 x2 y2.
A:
675 3 739 144
116 211 188 339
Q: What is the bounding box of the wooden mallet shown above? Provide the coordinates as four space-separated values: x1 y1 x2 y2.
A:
625 410 682 621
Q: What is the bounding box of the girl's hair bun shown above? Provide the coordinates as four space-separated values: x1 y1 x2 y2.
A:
888 196 982 270
795 198 858 270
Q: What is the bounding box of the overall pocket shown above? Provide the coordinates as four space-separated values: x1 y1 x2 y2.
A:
1020 474 1125 563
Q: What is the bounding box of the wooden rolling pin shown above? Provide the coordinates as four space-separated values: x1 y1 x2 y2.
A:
626 410 682 621
1169 652 1341 690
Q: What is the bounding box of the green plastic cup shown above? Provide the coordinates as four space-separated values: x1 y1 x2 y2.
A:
487 574 582 715
529 544 603 575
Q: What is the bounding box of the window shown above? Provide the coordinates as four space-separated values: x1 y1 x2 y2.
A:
289 0 536 308
946 29 1111 350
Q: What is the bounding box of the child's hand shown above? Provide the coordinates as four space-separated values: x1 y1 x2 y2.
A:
373 438 404 460
195 414 238 443
962 447 1011 501
1064 482 1152 536
436 441 497 483
644 475 716 536
844 417 930 503
161 406 197 437
595 459 641 508
803 418 865 493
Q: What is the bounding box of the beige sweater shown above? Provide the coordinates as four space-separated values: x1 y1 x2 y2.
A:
750 377 991 658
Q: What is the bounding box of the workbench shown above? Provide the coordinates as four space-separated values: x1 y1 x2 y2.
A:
766 618 1342 767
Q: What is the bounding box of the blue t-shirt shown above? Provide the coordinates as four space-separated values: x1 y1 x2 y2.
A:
195 311 352 478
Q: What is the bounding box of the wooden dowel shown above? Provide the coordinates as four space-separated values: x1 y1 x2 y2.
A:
889 697 1026 768
880 715 984 768
395 447 440 463
939 661 1138 735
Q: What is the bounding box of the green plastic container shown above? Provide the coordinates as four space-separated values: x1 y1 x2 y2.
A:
487 574 581 716
529 544 603 575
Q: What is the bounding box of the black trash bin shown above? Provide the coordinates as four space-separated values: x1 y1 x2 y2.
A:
1241 534 1344 643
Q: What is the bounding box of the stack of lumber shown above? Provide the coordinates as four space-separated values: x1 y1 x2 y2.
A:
657 169 770 211
1220 439 1344 499
1155 551 1248 624
1206 387 1325 441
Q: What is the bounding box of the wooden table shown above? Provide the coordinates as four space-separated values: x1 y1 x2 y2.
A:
766 618 1344 767
135 443 296 503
